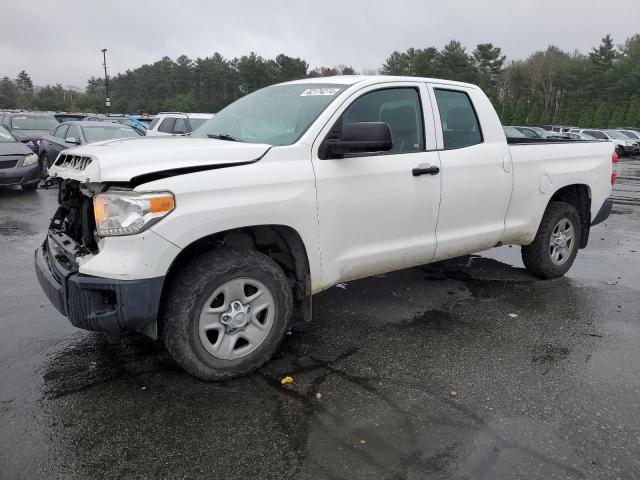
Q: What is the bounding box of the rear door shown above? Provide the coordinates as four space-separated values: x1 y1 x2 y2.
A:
311 82 442 288
428 85 513 260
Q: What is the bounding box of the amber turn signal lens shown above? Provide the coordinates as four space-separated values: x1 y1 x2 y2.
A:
93 195 109 223
149 196 175 213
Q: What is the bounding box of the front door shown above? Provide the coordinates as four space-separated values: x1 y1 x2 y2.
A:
311 83 442 289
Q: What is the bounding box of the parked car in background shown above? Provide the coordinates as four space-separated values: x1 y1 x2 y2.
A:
544 125 578 134
507 126 570 140
0 125 40 191
566 132 597 141
54 113 89 123
0 113 60 154
511 126 541 138
39 121 142 177
602 129 640 156
569 129 639 156
145 112 214 136
84 115 147 135
526 126 565 139
503 126 528 138
616 129 640 142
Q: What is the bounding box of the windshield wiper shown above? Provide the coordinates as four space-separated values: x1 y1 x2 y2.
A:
207 133 240 142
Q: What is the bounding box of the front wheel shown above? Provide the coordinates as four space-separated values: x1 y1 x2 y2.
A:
522 202 581 279
40 152 49 180
161 248 293 380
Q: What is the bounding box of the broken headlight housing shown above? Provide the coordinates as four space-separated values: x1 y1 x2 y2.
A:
93 191 175 236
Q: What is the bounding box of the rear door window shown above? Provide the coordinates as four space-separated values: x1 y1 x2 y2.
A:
434 89 482 149
584 130 607 140
158 118 177 134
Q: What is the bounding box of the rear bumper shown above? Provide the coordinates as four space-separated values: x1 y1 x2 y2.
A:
591 198 613 226
35 233 164 333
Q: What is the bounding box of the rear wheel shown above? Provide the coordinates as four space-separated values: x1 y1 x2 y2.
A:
522 202 581 279
161 248 293 380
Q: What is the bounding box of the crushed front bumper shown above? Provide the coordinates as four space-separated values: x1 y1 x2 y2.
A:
35 231 164 334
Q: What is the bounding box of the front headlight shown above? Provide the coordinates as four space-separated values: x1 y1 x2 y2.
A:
23 153 38 167
93 191 175 236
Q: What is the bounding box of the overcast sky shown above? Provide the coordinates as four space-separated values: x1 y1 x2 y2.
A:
2 0 639 87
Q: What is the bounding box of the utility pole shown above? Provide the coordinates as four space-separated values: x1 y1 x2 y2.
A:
101 48 110 115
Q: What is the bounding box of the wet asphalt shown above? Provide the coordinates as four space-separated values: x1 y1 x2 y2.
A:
1 159 639 480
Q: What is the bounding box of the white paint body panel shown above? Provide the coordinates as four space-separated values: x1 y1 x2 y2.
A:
78 229 181 280
52 75 613 295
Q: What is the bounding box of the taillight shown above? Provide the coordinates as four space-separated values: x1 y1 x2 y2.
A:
611 151 620 185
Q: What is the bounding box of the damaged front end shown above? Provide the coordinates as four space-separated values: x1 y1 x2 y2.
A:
35 178 164 336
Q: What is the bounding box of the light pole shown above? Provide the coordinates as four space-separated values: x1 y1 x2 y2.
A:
101 48 110 115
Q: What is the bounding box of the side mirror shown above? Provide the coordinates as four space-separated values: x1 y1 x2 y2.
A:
65 136 80 145
324 122 392 158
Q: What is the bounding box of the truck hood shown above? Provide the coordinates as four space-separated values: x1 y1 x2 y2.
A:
48 136 271 184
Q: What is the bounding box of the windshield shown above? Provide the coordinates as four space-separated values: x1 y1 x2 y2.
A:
504 126 527 138
10 115 59 130
0 125 16 143
604 130 626 140
515 127 538 138
188 118 208 130
82 126 140 143
619 130 640 139
191 83 347 146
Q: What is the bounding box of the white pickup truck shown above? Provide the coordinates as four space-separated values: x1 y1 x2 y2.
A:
35 76 618 380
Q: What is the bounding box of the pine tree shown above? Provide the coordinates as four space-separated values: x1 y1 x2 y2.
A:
589 34 617 69
0 76 18 108
15 70 34 108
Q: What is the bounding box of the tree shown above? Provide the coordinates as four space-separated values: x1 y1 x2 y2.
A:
0 77 18 108
438 40 478 83
589 34 617 70
15 70 34 108
472 43 505 100
274 54 308 82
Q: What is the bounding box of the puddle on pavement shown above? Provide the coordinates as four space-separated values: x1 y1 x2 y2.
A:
0 219 36 236
42 332 176 400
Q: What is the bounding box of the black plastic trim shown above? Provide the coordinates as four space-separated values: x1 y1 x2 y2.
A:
591 198 613 226
35 236 165 333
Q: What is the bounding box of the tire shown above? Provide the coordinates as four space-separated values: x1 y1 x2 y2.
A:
161 248 293 380
522 201 581 279
21 183 38 191
40 152 49 180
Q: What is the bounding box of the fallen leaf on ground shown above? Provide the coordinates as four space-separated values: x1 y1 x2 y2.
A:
281 376 294 385
449 389 458 397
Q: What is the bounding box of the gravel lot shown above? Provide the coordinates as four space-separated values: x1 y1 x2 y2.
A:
1 158 639 480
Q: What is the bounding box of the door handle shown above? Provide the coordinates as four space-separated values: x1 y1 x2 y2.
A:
412 164 440 176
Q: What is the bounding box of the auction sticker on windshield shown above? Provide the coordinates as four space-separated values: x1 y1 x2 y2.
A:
300 88 341 96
